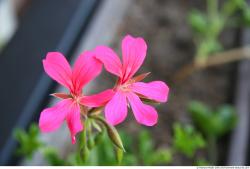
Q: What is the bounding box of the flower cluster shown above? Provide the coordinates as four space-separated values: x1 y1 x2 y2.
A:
39 35 169 144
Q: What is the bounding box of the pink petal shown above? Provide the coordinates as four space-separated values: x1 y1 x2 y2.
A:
43 52 72 90
131 81 169 102
127 92 158 126
39 99 73 132
72 51 102 94
80 89 115 107
105 91 127 126
66 103 83 144
121 35 147 82
94 46 122 77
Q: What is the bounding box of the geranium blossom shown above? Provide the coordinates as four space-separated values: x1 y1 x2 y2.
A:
39 51 112 144
82 35 169 126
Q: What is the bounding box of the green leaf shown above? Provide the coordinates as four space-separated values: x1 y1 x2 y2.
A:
209 16 225 38
122 154 138 166
138 130 163 165
188 10 208 35
29 123 40 138
212 105 237 135
188 101 237 137
223 0 245 16
138 130 154 157
173 123 206 158
43 147 68 166
148 149 172 165
119 131 133 152
95 131 117 165
14 123 43 159
242 8 250 26
188 101 213 135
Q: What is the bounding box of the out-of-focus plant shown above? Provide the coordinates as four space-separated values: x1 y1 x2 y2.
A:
85 129 172 166
175 0 250 81
14 123 43 159
188 101 237 136
15 122 217 165
172 123 206 158
189 0 250 65
14 124 69 165
188 101 237 164
136 130 172 165
14 124 172 166
195 158 210 166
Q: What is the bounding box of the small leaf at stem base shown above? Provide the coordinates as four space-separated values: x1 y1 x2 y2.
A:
50 93 71 99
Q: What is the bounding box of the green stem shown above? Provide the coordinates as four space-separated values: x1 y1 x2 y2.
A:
88 119 92 136
79 119 89 163
207 0 218 21
83 128 87 148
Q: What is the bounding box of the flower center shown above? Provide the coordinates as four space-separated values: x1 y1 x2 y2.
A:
117 81 133 92
71 93 82 104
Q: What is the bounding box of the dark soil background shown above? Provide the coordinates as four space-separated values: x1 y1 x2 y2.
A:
94 0 238 165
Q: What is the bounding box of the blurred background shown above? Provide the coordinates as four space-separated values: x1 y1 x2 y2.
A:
0 0 250 166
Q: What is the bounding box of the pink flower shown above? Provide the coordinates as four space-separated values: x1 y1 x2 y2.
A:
83 35 169 126
39 51 111 144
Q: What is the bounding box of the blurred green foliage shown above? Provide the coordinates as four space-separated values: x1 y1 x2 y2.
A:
14 123 43 159
195 158 210 166
42 148 69 166
188 101 237 137
188 101 237 164
136 130 172 165
188 0 250 63
173 123 206 158
15 100 237 165
14 125 172 166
